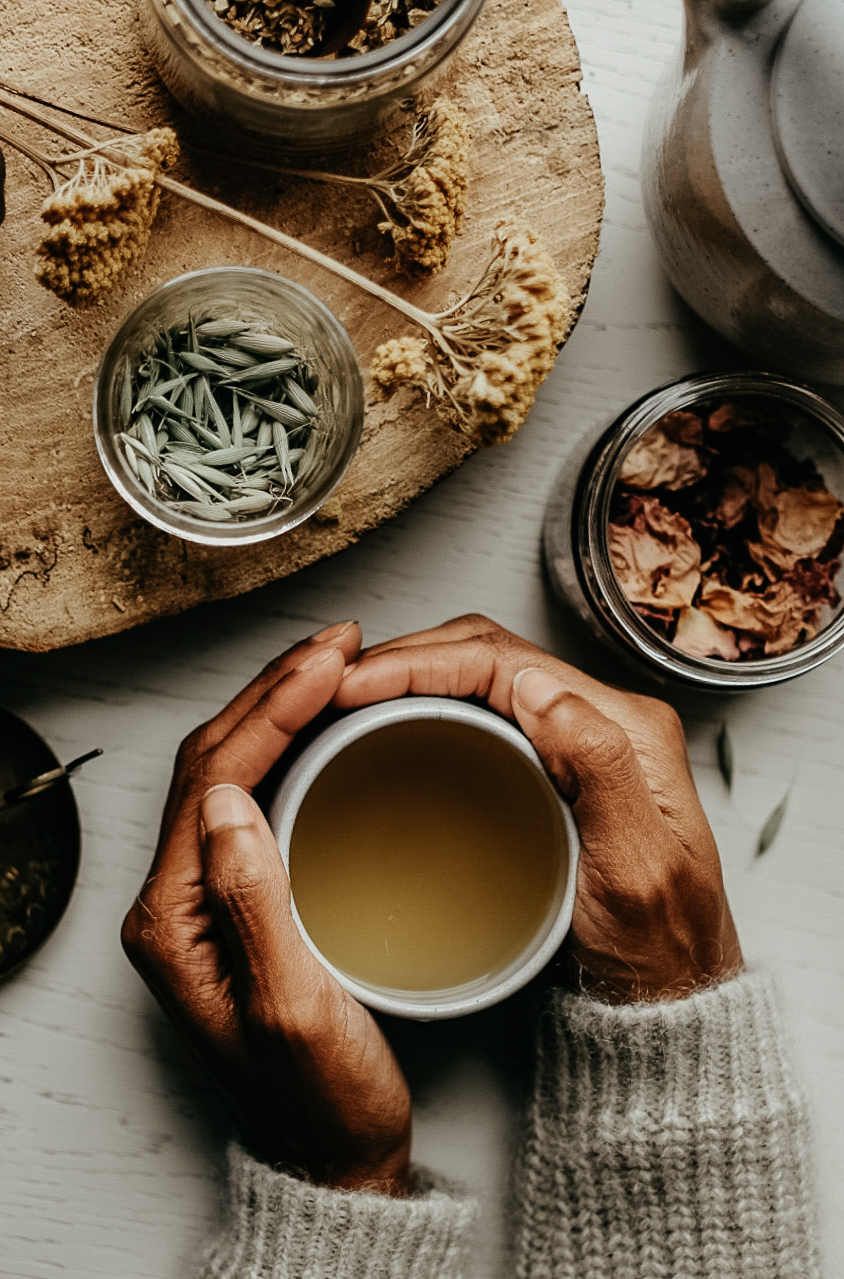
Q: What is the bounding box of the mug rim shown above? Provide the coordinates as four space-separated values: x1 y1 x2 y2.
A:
268 696 580 1019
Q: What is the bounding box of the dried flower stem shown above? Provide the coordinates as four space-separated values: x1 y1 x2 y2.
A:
0 124 62 190
0 85 439 331
0 84 571 444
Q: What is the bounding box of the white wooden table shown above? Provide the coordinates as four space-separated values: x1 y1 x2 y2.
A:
1 4 842 1276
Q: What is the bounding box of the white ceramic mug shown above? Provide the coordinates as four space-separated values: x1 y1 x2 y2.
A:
268 696 579 1020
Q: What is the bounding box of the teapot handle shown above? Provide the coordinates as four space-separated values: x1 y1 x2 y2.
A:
684 0 772 61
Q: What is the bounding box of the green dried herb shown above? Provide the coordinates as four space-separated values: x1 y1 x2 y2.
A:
716 722 734 792
119 317 321 523
755 789 790 857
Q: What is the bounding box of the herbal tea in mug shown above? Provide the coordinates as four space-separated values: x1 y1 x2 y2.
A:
269 698 579 1019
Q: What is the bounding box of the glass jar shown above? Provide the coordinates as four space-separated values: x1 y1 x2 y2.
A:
543 372 844 691
93 266 363 547
138 0 486 156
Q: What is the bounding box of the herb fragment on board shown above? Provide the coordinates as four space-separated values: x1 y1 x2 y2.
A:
35 128 179 305
608 397 844 660
755 789 790 857
371 221 571 445
118 318 321 523
0 143 5 225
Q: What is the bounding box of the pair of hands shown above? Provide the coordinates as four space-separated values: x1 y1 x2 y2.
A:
121 615 742 1197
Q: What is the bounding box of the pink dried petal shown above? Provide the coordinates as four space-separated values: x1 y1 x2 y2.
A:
699 578 814 654
620 420 707 491
609 502 701 609
673 606 741 660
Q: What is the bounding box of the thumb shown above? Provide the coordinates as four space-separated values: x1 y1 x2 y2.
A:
510 668 659 854
200 784 325 1010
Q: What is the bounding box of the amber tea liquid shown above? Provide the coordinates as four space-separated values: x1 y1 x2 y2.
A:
289 719 566 991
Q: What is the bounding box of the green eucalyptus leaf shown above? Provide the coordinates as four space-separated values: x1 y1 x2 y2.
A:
716 722 734 792
755 790 790 857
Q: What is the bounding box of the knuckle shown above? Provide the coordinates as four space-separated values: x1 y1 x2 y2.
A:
572 713 634 775
638 691 684 741
455 611 496 631
175 723 211 770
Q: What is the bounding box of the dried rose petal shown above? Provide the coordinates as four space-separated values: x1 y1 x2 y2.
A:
609 499 701 609
620 415 708 491
761 484 842 558
713 467 755 528
673 606 741 660
609 395 844 662
698 578 814 655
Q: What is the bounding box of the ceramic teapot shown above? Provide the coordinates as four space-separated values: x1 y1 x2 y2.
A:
642 0 844 384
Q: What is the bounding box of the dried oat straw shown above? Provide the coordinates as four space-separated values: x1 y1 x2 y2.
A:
118 316 322 523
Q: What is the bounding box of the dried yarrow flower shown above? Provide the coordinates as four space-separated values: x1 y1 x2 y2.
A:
35 127 179 305
372 98 472 275
283 97 471 276
371 221 571 445
2 90 566 448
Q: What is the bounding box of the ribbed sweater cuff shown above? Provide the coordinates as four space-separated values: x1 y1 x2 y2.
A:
198 1144 477 1279
514 969 821 1279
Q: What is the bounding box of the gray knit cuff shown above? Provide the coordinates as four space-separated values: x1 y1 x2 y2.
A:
198 1144 477 1279
514 969 822 1279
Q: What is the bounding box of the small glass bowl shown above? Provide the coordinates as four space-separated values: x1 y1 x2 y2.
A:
138 0 486 156
93 266 363 547
543 372 844 691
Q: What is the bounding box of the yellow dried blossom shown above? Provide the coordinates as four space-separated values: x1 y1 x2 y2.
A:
371 221 572 445
371 335 431 389
374 98 472 275
35 128 179 306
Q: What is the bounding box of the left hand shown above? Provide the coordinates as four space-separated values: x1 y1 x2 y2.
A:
121 622 412 1195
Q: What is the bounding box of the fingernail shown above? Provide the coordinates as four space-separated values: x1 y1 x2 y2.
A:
297 645 342 672
309 620 358 643
202 784 256 832
512 667 564 715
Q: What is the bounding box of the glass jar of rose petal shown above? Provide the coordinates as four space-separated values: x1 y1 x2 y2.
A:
543 372 844 690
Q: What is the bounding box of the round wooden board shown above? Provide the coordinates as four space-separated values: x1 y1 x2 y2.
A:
0 0 602 652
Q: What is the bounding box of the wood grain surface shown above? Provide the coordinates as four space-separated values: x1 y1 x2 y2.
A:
0 0 602 652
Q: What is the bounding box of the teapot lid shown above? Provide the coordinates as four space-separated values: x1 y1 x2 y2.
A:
772 0 844 246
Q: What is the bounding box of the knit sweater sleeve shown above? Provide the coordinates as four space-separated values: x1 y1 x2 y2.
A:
513 968 822 1279
196 1145 477 1279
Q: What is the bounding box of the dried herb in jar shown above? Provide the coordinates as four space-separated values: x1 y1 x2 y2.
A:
608 397 844 660
119 317 322 523
208 0 444 57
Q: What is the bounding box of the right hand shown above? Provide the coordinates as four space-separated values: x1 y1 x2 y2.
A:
335 615 743 1004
